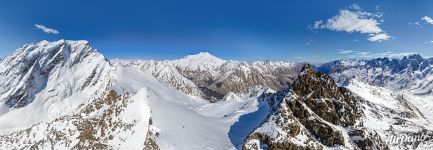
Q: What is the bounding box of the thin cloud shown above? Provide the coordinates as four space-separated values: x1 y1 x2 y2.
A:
349 4 362 11
366 52 417 58
337 50 372 56
306 39 313 45
368 33 391 42
337 50 357 54
424 41 433 44
409 22 423 29
311 4 391 42
339 50 416 58
422 16 433 25
35 24 59 34
356 51 370 56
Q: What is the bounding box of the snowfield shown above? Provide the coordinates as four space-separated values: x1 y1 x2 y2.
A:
113 66 271 149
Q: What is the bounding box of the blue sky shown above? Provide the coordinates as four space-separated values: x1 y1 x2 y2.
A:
1 0 433 64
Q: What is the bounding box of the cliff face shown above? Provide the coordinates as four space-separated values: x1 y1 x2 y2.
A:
0 40 109 108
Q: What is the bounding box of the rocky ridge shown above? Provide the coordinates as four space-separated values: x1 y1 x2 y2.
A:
243 64 388 150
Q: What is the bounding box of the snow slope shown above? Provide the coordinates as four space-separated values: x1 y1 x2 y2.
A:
0 40 112 132
346 80 433 149
0 39 281 149
321 55 433 149
112 66 272 149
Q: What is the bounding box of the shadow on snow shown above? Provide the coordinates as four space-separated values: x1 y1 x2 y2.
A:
228 101 270 149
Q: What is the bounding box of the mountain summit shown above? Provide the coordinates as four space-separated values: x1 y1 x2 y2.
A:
173 52 226 71
0 40 108 108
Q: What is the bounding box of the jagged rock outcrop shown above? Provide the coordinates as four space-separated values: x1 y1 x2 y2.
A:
0 89 153 149
243 64 388 150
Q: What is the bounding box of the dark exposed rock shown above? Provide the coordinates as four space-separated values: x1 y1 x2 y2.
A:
243 64 389 150
0 90 155 149
293 64 360 126
176 62 305 101
243 133 321 150
349 128 389 150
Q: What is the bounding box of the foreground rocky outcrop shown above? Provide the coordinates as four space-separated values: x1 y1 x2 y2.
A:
0 89 156 149
243 64 388 150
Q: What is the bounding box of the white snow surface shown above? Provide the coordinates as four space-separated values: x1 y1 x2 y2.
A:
0 40 274 149
172 52 226 73
346 79 433 149
0 40 111 133
112 66 271 149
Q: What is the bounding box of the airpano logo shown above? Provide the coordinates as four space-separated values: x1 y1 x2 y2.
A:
385 133 431 146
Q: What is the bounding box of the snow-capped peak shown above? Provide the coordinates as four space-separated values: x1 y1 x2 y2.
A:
402 53 423 61
0 39 108 108
172 52 226 71
180 52 225 64
184 51 219 59
3 39 99 67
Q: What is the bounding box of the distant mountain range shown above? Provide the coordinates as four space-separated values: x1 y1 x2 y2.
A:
0 40 432 149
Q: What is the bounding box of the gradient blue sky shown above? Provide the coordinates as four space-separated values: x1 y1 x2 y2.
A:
1 0 433 63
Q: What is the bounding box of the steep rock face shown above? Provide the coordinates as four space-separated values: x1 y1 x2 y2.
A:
293 64 359 127
0 40 118 143
244 64 388 150
0 40 109 108
0 40 155 149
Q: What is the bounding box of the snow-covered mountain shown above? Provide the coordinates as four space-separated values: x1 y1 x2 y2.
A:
0 40 110 109
112 52 304 102
320 54 433 95
1 40 433 149
319 55 433 149
0 40 304 149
